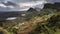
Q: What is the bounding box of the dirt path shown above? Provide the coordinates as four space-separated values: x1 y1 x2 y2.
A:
17 15 53 34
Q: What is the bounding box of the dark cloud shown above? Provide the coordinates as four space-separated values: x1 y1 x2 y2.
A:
0 0 60 11
1 1 17 6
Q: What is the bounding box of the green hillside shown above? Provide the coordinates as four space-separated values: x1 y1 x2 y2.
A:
0 3 60 34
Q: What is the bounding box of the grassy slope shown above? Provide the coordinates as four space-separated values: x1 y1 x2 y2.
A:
0 9 60 34
0 4 60 34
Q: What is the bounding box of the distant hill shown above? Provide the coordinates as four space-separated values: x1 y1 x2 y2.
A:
44 2 60 10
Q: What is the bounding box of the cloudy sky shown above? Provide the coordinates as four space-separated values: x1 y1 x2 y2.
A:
0 0 60 11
